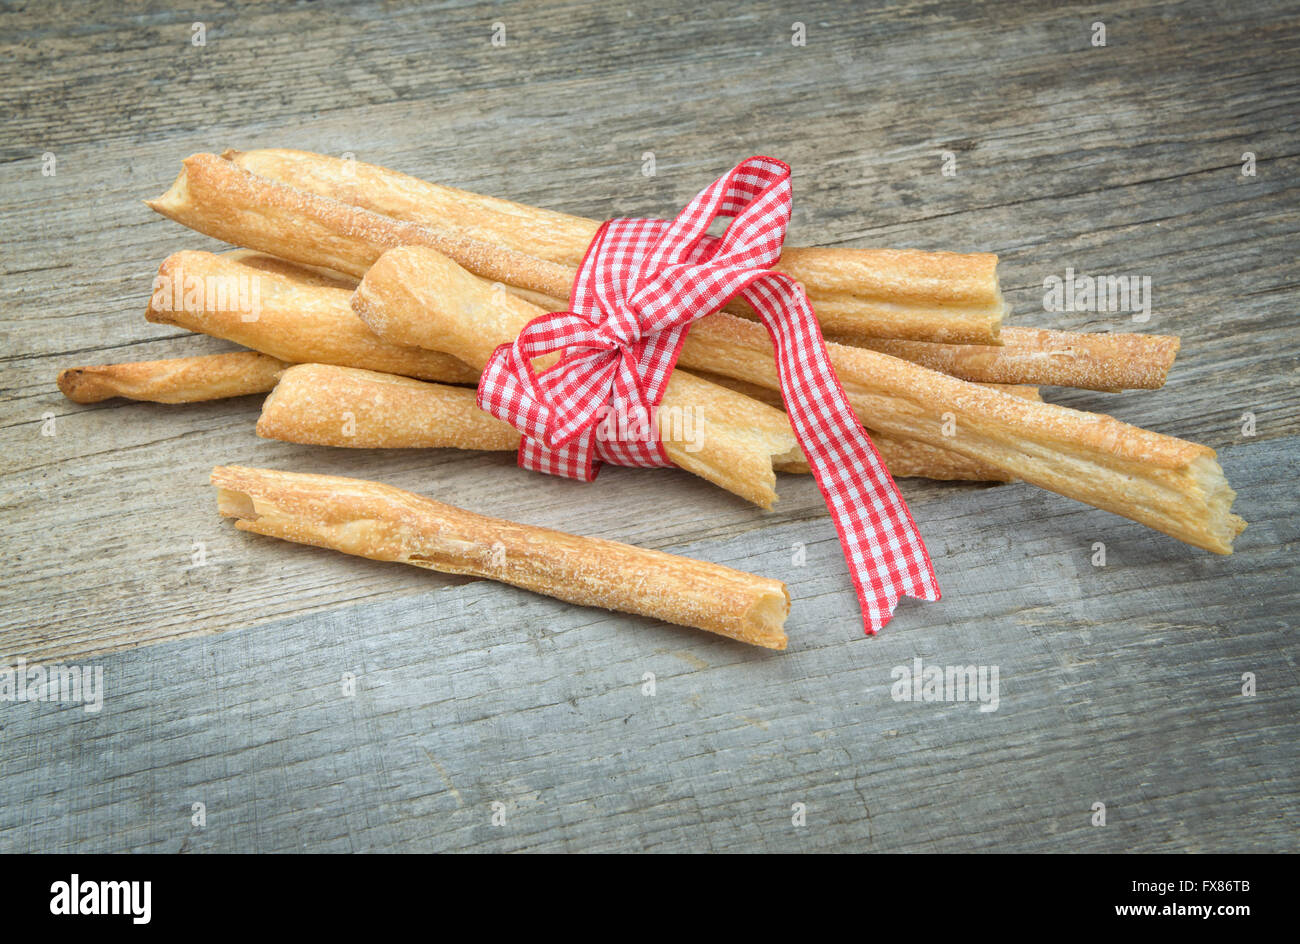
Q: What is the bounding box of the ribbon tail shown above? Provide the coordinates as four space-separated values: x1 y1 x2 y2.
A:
807 426 942 634
746 277 940 635
819 435 943 634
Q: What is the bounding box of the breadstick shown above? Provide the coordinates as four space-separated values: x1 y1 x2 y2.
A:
257 364 520 450
149 151 1003 343
146 154 576 296
356 246 1244 554
837 327 1180 391
681 314 1245 553
440 281 1175 393
224 148 1006 342
143 249 479 384
228 147 1008 343
212 465 791 649
57 351 288 404
457 284 1170 393
688 370 1031 481
258 362 999 482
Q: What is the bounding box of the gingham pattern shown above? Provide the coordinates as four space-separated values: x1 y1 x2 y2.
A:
477 157 940 633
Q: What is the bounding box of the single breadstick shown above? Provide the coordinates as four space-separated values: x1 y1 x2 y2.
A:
229 147 1006 342
57 351 288 404
258 362 990 483
690 369 1042 407
836 327 1181 391
146 153 576 296
143 249 479 384
149 151 1003 343
258 361 803 467
212 465 791 649
688 370 1030 481
680 314 1245 553
477 286 1170 393
356 245 1244 554
257 364 520 450
224 149 602 270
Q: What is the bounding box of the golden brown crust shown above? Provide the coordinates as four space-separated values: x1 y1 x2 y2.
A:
258 364 521 450
686 370 1019 482
222 148 1005 343
839 326 1181 391
353 246 801 509
771 248 1004 343
143 249 479 383
213 465 790 649
219 248 359 289
147 153 576 296
691 369 1039 406
352 246 545 371
680 313 1245 553
259 360 1002 483
226 147 601 268
57 351 287 404
262 365 832 483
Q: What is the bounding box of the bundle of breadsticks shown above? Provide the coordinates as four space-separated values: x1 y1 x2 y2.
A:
57 149 1245 650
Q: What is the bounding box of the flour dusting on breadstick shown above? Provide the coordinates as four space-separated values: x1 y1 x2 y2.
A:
213 465 791 649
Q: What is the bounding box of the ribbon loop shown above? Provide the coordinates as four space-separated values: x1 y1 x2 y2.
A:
477 157 940 634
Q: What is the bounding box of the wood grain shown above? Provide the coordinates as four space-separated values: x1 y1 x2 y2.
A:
0 0 1295 853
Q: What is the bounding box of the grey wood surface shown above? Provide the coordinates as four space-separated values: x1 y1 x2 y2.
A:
1 0 1296 852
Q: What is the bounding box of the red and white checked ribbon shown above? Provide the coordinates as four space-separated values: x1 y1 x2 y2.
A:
477 157 939 633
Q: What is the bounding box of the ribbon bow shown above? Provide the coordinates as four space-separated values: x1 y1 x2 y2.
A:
477 157 939 633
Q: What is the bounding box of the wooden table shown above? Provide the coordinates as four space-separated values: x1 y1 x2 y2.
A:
1 0 1295 853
